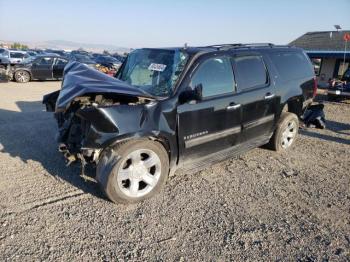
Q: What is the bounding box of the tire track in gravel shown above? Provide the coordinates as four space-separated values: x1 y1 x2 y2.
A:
3 190 88 215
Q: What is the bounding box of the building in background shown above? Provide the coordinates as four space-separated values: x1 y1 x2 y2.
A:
290 30 350 86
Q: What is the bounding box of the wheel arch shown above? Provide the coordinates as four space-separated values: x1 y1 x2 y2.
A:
101 132 176 170
280 95 304 118
14 68 32 79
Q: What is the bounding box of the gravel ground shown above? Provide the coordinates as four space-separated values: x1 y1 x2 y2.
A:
0 81 349 261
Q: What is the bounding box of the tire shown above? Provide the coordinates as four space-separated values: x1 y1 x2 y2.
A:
267 112 299 152
14 70 30 83
96 139 169 204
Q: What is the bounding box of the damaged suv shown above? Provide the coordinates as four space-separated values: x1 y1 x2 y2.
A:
43 43 316 204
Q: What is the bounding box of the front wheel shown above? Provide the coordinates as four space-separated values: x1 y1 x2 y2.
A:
96 139 169 204
14 70 31 83
267 112 299 152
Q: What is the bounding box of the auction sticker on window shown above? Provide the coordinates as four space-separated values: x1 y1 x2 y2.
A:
148 63 167 72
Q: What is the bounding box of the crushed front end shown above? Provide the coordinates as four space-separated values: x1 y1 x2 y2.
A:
43 61 154 166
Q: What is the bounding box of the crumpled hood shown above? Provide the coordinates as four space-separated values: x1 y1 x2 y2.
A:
56 61 154 111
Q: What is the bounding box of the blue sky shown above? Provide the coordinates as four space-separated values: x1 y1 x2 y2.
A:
0 0 349 48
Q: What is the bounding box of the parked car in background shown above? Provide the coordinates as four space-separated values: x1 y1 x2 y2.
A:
70 50 90 56
45 49 69 58
0 49 10 69
91 53 102 58
0 56 10 71
26 51 38 56
328 68 350 101
69 54 96 67
43 43 316 204
0 48 8 56
11 54 68 83
112 53 126 63
2 50 30 65
94 55 122 68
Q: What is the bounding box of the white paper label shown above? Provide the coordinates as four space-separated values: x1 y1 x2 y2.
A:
148 63 167 72
336 90 341 95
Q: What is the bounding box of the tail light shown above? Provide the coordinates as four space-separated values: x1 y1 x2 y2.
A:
313 76 318 98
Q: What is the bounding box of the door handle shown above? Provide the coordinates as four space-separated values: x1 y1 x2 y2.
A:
264 93 275 99
226 103 241 110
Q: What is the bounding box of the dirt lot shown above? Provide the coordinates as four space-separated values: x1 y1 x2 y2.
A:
0 81 349 261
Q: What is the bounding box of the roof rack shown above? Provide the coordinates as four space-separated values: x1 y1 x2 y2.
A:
202 43 290 50
203 43 244 48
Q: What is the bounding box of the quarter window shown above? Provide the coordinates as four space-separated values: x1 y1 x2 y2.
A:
191 57 235 97
55 58 67 65
234 56 268 91
269 52 313 80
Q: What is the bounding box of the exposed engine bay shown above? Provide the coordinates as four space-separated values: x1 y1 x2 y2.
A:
43 61 155 166
56 93 151 165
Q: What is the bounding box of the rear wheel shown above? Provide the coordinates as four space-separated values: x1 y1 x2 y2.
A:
96 139 169 204
14 70 30 83
267 112 299 152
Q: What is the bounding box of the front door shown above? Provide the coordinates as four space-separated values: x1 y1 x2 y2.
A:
232 54 278 142
31 57 54 79
177 55 242 164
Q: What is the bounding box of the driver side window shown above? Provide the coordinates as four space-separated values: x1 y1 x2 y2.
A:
191 56 235 98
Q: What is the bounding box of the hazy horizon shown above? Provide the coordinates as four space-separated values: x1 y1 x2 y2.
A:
1 0 349 48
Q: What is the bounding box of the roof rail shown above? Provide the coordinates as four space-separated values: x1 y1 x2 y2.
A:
201 43 291 50
203 43 243 49
242 43 275 47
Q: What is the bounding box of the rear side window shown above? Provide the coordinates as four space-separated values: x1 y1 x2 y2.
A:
270 51 313 80
233 56 268 91
191 57 235 98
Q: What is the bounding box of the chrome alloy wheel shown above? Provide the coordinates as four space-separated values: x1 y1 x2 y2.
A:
15 71 30 82
116 149 161 198
281 120 297 149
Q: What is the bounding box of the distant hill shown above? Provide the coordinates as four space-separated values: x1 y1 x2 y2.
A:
0 39 130 53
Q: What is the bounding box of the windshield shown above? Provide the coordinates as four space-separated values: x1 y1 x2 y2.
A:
117 49 189 97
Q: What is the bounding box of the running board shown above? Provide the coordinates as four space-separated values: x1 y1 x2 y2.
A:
177 135 271 174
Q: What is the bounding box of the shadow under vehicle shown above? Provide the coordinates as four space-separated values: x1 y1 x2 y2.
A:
43 43 316 204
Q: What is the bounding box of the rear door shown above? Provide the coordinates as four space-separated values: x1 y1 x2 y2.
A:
31 57 54 79
53 58 68 79
232 53 278 142
177 55 242 163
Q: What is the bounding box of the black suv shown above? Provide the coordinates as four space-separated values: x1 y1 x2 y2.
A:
43 43 316 204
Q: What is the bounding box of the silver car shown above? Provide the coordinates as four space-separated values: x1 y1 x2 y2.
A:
0 50 30 65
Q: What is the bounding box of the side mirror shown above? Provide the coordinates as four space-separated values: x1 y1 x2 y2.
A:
194 83 203 101
179 83 203 104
